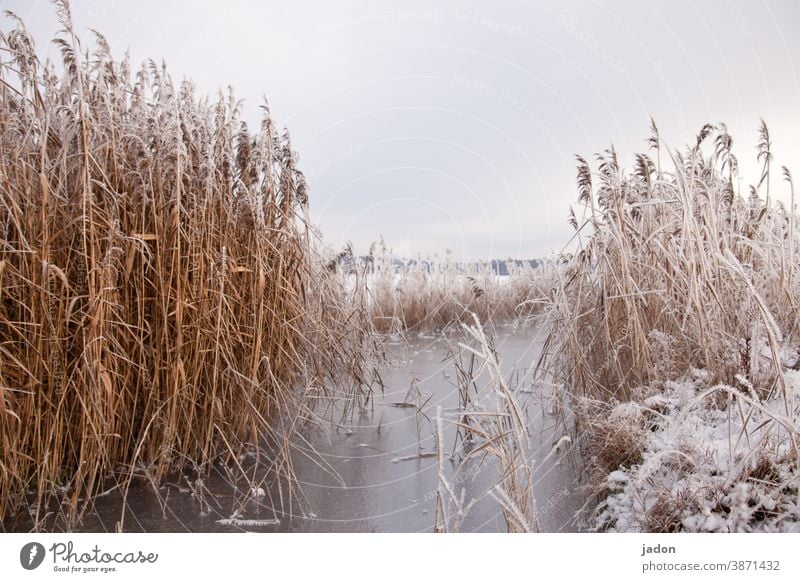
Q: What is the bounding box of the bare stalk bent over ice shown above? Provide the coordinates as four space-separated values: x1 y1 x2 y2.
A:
435 314 539 532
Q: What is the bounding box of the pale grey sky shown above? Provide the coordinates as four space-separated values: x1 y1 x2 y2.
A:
4 0 800 259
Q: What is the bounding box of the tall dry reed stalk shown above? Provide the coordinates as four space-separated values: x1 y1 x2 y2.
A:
0 2 377 529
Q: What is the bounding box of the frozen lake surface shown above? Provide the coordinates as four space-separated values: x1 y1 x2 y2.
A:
10 325 584 532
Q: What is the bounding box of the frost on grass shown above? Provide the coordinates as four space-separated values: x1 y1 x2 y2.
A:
592 370 800 533
534 122 800 533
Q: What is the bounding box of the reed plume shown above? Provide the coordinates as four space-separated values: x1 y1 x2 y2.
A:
0 2 377 529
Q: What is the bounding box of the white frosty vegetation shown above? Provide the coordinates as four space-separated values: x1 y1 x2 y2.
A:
594 370 800 532
534 121 800 532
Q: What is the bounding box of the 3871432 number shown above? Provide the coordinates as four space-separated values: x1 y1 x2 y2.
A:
729 560 780 571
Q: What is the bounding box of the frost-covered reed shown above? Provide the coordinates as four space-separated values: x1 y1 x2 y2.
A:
535 121 800 531
340 239 549 334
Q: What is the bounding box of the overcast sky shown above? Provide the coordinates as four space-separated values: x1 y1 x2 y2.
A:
4 0 800 259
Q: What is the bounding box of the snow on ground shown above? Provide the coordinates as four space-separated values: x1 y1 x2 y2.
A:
591 369 800 532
